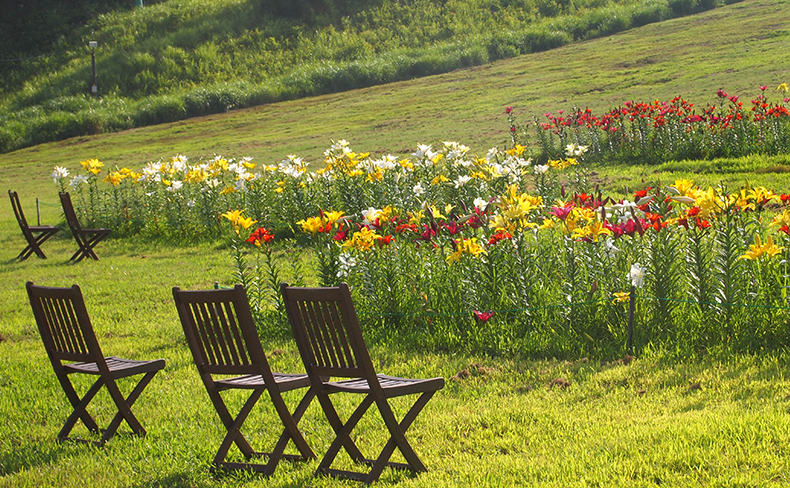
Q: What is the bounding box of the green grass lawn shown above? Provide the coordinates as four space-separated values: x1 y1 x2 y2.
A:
1 232 789 486
3 1 790 485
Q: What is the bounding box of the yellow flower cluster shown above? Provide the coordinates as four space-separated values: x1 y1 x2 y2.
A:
297 210 345 234
489 185 543 232
80 158 104 175
612 291 630 304
342 227 380 252
322 148 369 177
104 167 141 186
572 218 612 242
446 237 487 263
740 235 784 261
674 179 777 217
548 157 577 170
771 209 790 228
222 209 257 237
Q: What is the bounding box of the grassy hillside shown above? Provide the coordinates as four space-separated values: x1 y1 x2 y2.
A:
1 0 788 192
0 0 723 153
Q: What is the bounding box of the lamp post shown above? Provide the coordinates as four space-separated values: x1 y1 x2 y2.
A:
89 41 98 97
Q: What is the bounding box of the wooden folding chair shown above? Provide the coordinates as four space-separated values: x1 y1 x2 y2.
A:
25 282 165 446
280 282 445 484
172 284 316 474
59 192 111 261
8 190 59 260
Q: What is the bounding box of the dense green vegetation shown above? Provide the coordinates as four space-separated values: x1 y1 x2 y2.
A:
0 0 725 153
0 0 144 83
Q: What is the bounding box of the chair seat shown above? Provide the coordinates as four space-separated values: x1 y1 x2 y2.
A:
215 373 311 392
64 356 165 377
28 225 59 232
325 374 445 397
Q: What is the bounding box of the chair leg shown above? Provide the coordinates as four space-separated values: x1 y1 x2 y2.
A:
34 231 57 258
83 235 105 260
365 391 435 482
58 378 104 441
19 245 36 260
18 229 57 260
100 371 158 445
70 243 88 262
211 389 264 468
210 387 316 474
316 394 374 476
266 387 317 469
70 234 104 262
316 393 368 463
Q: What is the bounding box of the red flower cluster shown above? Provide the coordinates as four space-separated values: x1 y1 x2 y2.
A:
246 227 274 246
487 230 513 246
538 88 787 138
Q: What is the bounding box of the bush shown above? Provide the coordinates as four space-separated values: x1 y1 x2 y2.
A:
0 121 25 154
630 0 672 27
134 95 187 126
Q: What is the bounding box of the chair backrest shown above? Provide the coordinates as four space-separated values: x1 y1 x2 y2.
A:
9 190 30 230
26 282 103 364
172 285 272 376
280 283 374 380
59 192 83 233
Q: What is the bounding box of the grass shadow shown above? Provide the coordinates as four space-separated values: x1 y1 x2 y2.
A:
0 439 92 477
129 472 200 488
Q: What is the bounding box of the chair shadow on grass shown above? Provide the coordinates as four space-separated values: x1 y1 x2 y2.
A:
133 469 319 487
0 438 93 477
129 473 200 488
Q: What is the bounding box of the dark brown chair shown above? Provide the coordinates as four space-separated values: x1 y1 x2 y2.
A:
280 282 445 483
59 192 111 261
26 281 165 446
172 284 316 474
8 190 59 260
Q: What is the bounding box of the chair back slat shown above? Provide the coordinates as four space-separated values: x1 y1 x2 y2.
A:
187 299 251 367
299 299 355 369
173 285 269 372
282 283 371 379
59 192 83 233
26 282 100 363
8 191 29 230
42 295 86 355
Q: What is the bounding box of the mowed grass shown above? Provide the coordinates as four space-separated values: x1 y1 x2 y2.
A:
1 227 790 487
3 1 790 486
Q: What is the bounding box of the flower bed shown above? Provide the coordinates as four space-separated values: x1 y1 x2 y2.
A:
52 90 790 357
518 84 790 164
